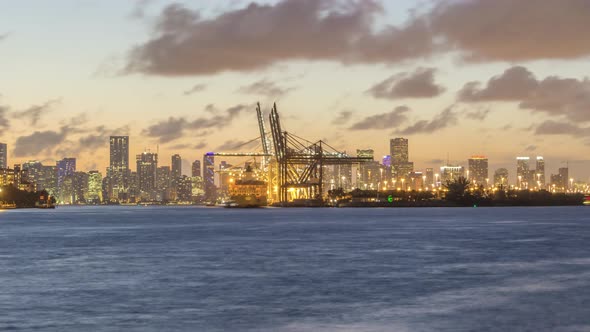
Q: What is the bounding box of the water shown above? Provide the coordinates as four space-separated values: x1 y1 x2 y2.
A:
1 206 590 331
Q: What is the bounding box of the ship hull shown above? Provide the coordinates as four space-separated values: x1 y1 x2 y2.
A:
228 195 268 208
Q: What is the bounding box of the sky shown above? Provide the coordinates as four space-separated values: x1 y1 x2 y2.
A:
1 0 590 182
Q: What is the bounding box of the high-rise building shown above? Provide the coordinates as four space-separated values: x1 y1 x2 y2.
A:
156 166 171 201
468 156 488 186
40 165 57 196
334 164 353 190
516 157 530 189
204 153 216 201
535 156 545 189
390 138 413 181
109 136 130 201
87 171 103 204
136 152 158 200
22 161 43 191
440 165 465 183
0 143 7 169
74 171 89 203
390 138 408 164
559 167 569 190
425 168 434 189
493 168 509 187
192 160 201 177
56 158 76 201
177 175 193 202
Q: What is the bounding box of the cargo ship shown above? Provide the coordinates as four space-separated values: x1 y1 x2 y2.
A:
227 165 268 208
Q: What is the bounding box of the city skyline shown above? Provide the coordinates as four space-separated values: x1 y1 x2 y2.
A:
1 0 590 180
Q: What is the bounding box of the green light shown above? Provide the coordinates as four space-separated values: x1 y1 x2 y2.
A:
387 195 393 203
473 204 477 208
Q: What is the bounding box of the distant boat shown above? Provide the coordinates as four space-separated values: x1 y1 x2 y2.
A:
584 195 590 206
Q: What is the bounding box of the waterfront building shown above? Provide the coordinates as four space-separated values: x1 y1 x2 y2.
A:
74 171 89 203
408 171 424 191
468 156 488 186
334 164 353 191
87 171 102 204
136 152 158 200
425 168 434 189
440 165 465 183
535 156 546 189
109 136 130 202
204 153 216 201
0 143 7 169
192 160 201 177
56 158 76 202
390 138 413 181
516 157 531 189
170 154 182 200
156 166 171 201
177 175 193 202
22 161 43 191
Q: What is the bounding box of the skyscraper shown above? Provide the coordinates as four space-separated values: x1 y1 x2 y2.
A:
390 138 408 164
192 160 201 177
156 166 171 201
136 152 158 200
390 138 413 181
516 157 530 188
109 136 130 201
204 153 216 201
468 156 488 185
170 154 182 200
56 158 76 203
0 143 7 169
535 156 545 189
87 170 103 204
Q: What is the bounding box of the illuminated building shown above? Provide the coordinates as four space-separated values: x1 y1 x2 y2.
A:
40 165 57 196
74 171 89 203
390 138 413 181
493 168 509 187
468 156 488 185
156 166 171 201
218 161 233 195
57 158 76 202
204 153 216 201
87 170 103 204
22 161 43 191
0 143 7 169
535 156 545 189
192 160 201 177
170 154 182 200
177 175 193 202
191 176 204 200
356 149 374 159
408 172 424 191
136 152 158 200
440 165 465 183
425 168 434 188
516 157 531 189
109 136 130 202
334 164 353 190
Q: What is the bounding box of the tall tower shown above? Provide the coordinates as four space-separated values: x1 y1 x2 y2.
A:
535 156 545 189
109 136 130 201
516 157 530 189
390 138 413 181
468 156 488 185
136 152 158 200
192 160 201 177
203 153 216 201
0 143 7 169
56 158 76 203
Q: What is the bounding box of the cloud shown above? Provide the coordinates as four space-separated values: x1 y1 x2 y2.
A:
534 120 589 137
0 33 8 41
142 104 250 143
464 108 490 121
125 1 433 75
0 105 9 130
125 0 590 75
367 68 445 99
348 106 410 130
214 139 259 151
458 66 590 123
13 128 69 157
397 106 458 135
429 0 590 62
525 145 537 152
332 110 353 125
143 117 185 143
13 99 60 126
168 141 207 150
237 79 293 98
183 83 207 95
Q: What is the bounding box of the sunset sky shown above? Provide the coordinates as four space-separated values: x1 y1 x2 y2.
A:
1 0 590 181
